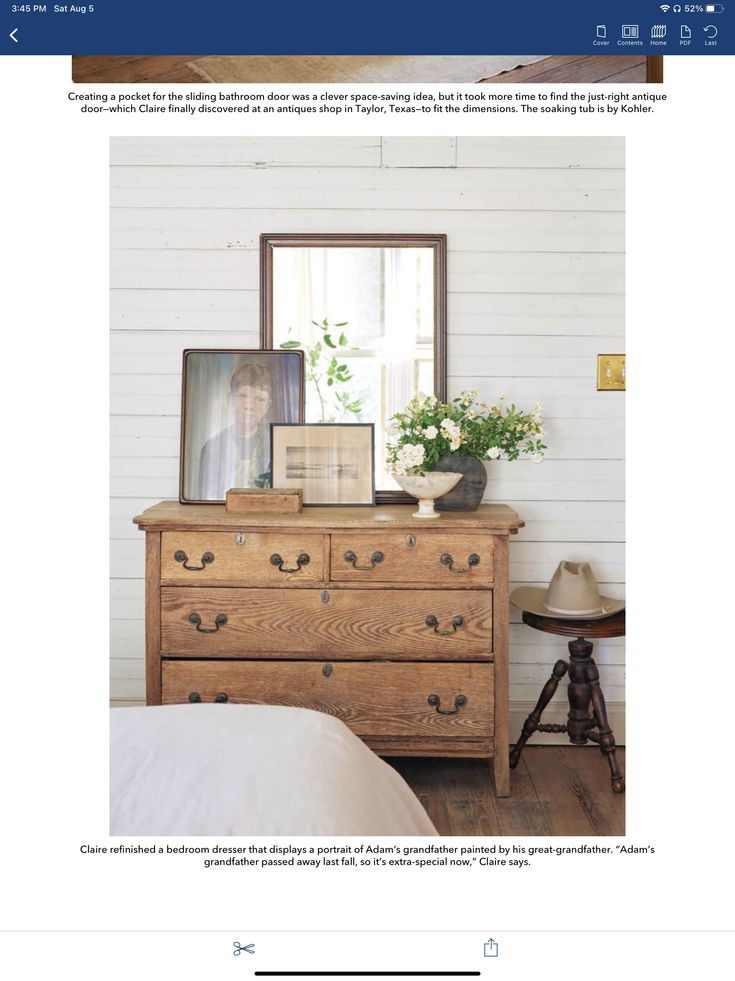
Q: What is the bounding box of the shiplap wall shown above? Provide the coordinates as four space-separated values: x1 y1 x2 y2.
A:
110 136 625 738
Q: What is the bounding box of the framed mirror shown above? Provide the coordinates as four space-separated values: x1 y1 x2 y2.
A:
260 233 447 503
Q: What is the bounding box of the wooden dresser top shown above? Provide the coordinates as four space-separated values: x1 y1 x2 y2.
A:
134 500 524 534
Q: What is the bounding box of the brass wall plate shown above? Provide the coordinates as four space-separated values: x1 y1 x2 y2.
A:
597 354 626 391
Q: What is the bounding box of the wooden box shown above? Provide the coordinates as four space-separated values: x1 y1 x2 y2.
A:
226 488 303 514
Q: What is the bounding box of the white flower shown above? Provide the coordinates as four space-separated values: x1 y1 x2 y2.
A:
487 446 501 460
423 425 438 439
458 388 479 403
533 453 544 464
396 442 426 473
440 418 462 451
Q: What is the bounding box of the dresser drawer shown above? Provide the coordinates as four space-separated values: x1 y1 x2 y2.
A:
161 660 493 738
160 587 493 659
160 531 325 584
330 531 493 585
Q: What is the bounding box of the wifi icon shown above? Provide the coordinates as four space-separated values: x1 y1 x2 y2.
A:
660 4 671 10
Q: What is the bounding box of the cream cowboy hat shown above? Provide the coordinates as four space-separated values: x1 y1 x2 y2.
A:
510 560 625 620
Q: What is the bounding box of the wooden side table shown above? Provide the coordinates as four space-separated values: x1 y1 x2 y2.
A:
509 609 625 793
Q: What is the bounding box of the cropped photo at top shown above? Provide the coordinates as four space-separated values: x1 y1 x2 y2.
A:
74 54 663 84
110 134 626 838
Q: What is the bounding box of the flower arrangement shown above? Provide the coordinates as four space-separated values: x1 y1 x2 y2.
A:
386 390 546 476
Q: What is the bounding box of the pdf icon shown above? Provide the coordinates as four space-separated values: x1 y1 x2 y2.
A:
484 939 499 957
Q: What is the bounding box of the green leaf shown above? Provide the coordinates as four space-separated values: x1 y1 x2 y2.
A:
323 335 336 348
335 321 348 327
279 340 301 349
327 377 334 386
338 333 348 346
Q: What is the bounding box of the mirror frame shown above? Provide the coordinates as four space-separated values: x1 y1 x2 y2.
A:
259 232 447 504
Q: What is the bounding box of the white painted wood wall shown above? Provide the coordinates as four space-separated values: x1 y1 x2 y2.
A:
110 136 625 739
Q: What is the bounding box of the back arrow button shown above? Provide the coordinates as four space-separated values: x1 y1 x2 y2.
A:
10 28 19 42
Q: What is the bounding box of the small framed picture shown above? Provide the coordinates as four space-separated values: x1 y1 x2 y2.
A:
180 349 304 503
270 424 375 506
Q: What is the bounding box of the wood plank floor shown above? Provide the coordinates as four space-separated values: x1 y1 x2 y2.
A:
390 747 625 836
481 55 647 84
71 55 650 84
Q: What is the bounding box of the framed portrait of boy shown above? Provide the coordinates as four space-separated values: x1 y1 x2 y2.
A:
179 349 304 503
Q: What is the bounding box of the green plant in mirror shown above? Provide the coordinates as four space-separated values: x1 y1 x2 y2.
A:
280 318 364 423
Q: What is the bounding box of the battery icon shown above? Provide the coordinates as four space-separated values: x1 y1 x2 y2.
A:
705 4 724 12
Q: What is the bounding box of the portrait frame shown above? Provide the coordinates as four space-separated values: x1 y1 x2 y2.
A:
179 348 304 504
270 423 375 507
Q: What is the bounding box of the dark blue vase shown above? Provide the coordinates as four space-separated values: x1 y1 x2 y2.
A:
434 455 488 511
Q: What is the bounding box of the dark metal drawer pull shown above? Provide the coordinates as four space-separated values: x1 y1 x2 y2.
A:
174 549 214 571
214 692 229 703
188 691 202 703
440 552 480 574
188 612 228 633
322 664 333 678
428 694 468 715
188 690 228 703
270 552 310 573
425 614 465 635
343 549 384 570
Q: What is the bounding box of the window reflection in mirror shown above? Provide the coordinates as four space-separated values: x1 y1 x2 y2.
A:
261 236 447 500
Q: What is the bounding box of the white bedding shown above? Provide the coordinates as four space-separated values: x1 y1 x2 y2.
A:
110 704 438 836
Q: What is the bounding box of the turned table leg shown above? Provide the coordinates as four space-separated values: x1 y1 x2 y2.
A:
510 658 569 768
567 639 597 743
585 662 626 793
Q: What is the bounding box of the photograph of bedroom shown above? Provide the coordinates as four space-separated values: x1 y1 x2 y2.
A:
76 54 662 83
110 135 625 837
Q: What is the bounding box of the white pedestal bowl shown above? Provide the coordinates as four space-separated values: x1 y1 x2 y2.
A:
392 471 463 519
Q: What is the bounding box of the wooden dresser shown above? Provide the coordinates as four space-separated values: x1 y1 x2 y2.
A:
133 501 523 795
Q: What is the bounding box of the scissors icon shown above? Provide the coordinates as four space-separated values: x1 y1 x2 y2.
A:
233 942 255 956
